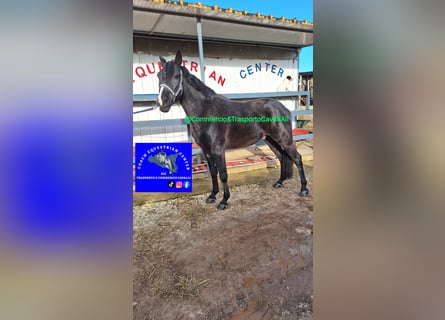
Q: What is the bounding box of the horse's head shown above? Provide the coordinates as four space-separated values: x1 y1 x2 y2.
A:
156 151 167 163
156 50 183 112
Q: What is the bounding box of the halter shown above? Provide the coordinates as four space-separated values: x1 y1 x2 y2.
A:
158 69 183 106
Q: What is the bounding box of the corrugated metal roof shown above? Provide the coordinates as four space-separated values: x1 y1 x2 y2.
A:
133 0 313 48
146 0 313 26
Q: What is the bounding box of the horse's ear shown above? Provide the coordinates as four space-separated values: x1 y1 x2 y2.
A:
159 56 167 66
175 50 182 66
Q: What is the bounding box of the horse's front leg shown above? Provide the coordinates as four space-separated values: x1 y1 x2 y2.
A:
204 153 219 204
214 151 230 210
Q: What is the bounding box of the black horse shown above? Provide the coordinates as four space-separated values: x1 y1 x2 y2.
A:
156 51 308 210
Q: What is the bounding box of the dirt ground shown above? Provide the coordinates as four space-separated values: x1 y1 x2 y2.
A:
133 166 313 320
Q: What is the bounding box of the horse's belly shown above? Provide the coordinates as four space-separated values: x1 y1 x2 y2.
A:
225 123 265 149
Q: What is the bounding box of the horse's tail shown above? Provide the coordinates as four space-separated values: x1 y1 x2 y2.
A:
281 151 294 180
265 134 294 180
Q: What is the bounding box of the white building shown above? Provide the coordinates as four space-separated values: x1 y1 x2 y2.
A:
133 0 313 144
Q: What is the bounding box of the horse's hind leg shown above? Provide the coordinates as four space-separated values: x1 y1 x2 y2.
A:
203 152 219 204
282 143 309 196
264 137 287 188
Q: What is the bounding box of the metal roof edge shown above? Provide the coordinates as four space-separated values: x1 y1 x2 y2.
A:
133 32 311 50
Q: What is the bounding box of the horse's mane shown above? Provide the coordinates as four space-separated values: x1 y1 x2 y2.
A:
181 66 216 99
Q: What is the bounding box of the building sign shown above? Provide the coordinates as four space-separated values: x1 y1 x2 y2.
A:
239 62 285 79
133 54 298 95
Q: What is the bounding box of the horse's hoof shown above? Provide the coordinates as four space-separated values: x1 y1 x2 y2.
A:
299 190 309 197
217 203 228 210
273 182 283 188
206 197 216 204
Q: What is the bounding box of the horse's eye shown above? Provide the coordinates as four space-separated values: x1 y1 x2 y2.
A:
174 74 180 79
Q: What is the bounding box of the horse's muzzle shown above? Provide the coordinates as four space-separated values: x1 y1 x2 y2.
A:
159 104 171 113
157 87 174 112
158 97 171 112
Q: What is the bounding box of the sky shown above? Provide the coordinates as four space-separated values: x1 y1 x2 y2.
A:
192 0 313 71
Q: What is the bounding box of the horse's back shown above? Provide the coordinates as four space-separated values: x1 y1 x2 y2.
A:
253 98 290 116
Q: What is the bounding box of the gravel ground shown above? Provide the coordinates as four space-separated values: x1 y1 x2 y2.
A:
134 168 313 320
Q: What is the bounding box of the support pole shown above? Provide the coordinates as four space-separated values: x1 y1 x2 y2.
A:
295 48 301 111
294 48 301 129
196 17 206 84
